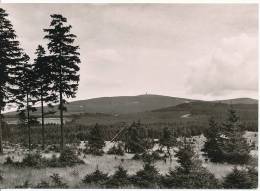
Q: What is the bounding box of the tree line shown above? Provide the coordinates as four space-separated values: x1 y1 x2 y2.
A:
0 8 81 153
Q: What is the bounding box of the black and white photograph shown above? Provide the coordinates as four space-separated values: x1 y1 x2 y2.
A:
0 2 258 189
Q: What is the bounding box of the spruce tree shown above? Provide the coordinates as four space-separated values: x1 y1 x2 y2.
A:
86 123 105 155
223 167 257 189
159 127 175 158
221 108 250 164
202 117 224 162
105 166 130 188
132 160 160 188
34 45 56 150
15 53 37 151
44 14 80 151
162 137 219 189
0 8 26 153
125 122 145 153
175 138 199 173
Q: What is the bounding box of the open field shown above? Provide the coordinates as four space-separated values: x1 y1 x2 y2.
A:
0 131 257 188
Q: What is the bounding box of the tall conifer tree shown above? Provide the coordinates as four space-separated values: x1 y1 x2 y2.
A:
44 14 80 150
15 53 36 151
34 45 56 150
0 8 25 153
221 108 250 164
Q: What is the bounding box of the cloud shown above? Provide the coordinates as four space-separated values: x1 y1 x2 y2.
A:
1 4 258 100
186 33 258 97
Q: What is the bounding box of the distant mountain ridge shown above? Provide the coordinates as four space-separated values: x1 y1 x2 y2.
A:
213 98 258 105
4 94 257 117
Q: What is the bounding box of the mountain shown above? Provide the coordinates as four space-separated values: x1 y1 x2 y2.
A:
213 98 258 105
5 94 194 116
4 95 257 117
65 101 258 126
152 101 258 120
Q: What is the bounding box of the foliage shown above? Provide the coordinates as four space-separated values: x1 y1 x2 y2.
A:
82 167 109 185
49 173 68 188
58 147 84 166
202 117 224 162
33 45 56 150
203 109 251 164
159 127 176 155
132 151 163 162
124 122 146 153
223 167 257 189
104 166 131 188
15 180 31 188
0 8 28 153
85 123 105 155
107 143 124 156
162 167 220 189
4 156 14 165
35 180 51 188
131 161 161 188
175 139 199 173
0 170 3 182
221 109 251 164
161 137 220 189
20 152 44 168
44 14 81 150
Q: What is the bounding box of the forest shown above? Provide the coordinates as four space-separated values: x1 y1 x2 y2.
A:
0 7 258 189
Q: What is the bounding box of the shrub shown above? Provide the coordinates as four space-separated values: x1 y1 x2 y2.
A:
105 166 131 188
85 124 105 156
44 144 60 153
223 167 257 189
222 151 251 165
107 144 124 156
50 173 68 188
44 154 60 167
132 151 163 162
35 180 51 188
59 147 84 167
131 162 161 188
84 147 104 156
82 167 109 185
4 156 14 165
20 152 44 168
162 167 220 189
15 180 31 188
0 170 3 182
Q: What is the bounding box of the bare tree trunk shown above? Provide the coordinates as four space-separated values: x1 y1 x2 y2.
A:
59 57 64 151
41 90 45 150
0 109 3 154
26 93 31 152
60 91 64 151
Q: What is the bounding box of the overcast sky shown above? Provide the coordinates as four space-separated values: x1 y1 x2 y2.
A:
1 4 258 101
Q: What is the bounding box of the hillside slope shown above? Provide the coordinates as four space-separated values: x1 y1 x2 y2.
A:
70 101 258 127
4 95 257 117
5 94 193 116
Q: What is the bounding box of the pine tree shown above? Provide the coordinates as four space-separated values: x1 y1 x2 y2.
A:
221 108 251 164
159 127 175 158
175 138 199 173
86 123 105 155
15 54 37 151
162 137 219 189
34 45 56 150
125 122 145 153
223 167 257 189
132 160 160 188
44 14 80 151
105 166 130 188
202 117 224 162
0 8 25 153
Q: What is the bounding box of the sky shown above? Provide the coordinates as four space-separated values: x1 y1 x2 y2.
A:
1 4 258 101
